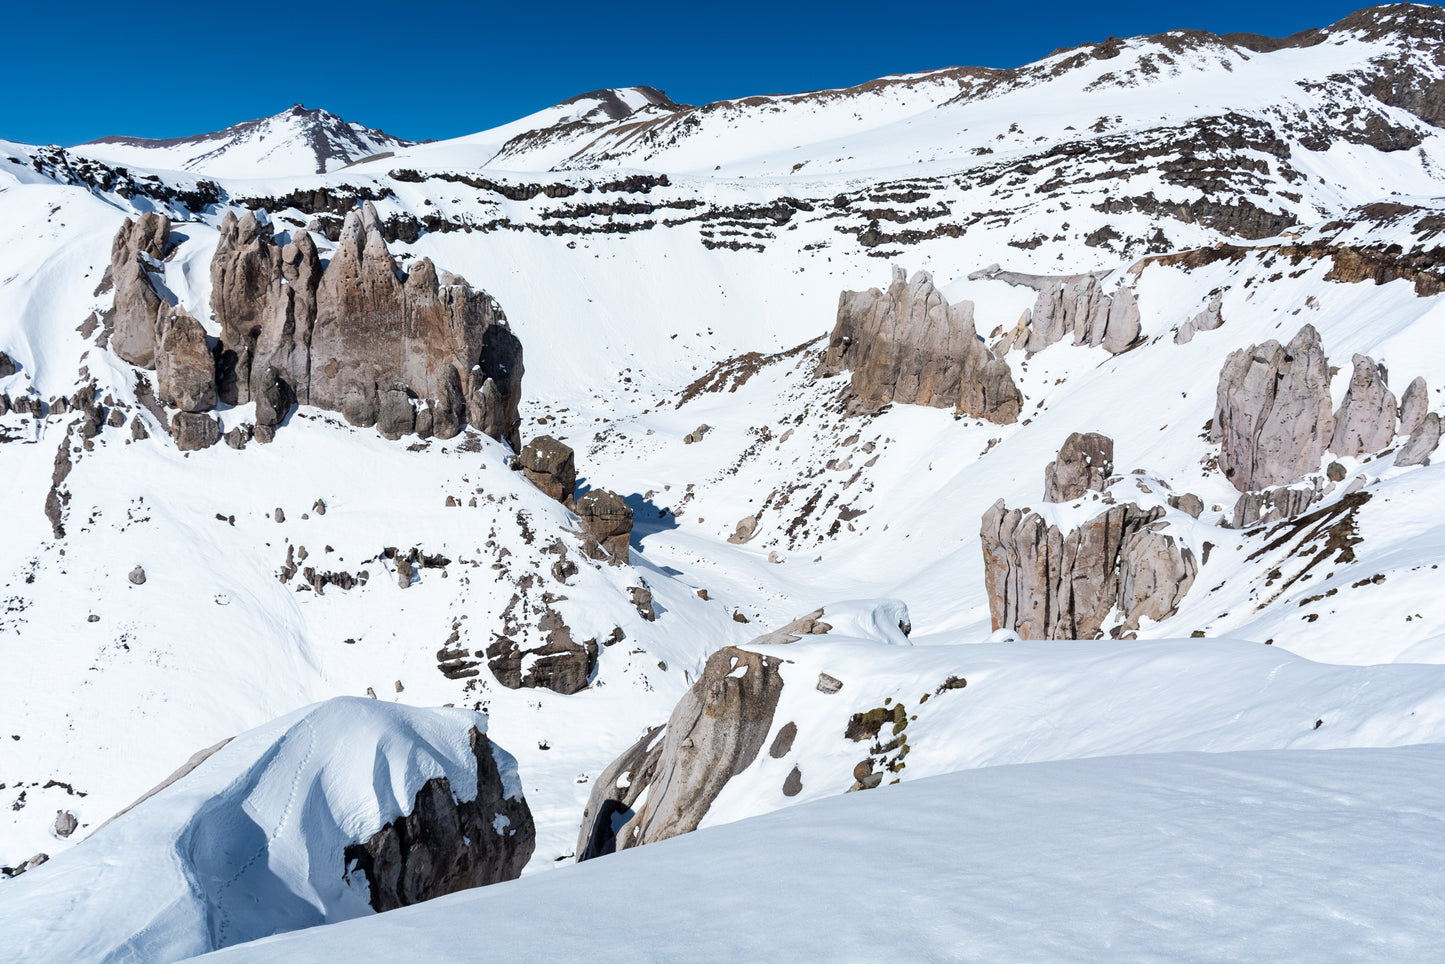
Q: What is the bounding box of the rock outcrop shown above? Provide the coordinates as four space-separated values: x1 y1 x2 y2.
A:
818 267 1022 423
1173 294 1225 345
108 213 172 368
342 726 534 913
1230 482 1323 529
155 309 217 413
1043 432 1114 502
1399 376 1430 435
106 203 523 449
1395 411 1441 466
485 609 599 695
980 499 1197 639
576 644 784 860
1025 274 1142 355
0 351 16 378
1211 325 1334 492
518 435 576 507
1330 354 1398 457
577 488 633 564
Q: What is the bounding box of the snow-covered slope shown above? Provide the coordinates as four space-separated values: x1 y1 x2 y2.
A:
200 743 1445 962
0 698 527 962
73 105 413 179
3 3 1445 957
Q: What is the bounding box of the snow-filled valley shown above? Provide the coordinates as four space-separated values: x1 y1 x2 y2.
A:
3 3 1445 959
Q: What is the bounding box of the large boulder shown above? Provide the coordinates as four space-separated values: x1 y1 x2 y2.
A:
1395 412 1441 466
1043 431 1114 502
1230 482 1322 529
0 351 16 377
155 309 217 413
1211 325 1334 492
1399 376 1430 435
818 267 1022 423
1330 354 1397 458
171 412 221 451
577 489 633 564
576 645 784 859
376 388 415 440
518 435 576 507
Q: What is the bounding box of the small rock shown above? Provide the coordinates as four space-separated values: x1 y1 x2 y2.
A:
1327 461 1348 482
683 424 711 444
767 551 784 564
816 672 844 694
274 508 285 523
128 566 146 586
52 810 78 838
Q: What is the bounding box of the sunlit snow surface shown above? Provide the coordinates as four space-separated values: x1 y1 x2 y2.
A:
199 743 1445 963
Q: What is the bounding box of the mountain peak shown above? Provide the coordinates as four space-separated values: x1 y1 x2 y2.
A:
76 105 414 179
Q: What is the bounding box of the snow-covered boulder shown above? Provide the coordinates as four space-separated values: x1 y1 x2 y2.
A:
0 698 534 963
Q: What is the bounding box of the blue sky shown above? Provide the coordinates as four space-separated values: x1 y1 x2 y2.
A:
0 0 1411 146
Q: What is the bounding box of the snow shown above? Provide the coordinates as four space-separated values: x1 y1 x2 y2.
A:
197 743 1445 962
2 8 1445 957
0 698 516 962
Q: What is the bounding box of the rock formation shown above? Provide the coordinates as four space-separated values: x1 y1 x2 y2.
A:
980 499 1197 639
1330 354 1398 457
518 435 576 507
171 412 221 451
0 351 16 377
576 644 784 860
105 202 523 449
1025 274 1142 354
1230 482 1322 528
342 727 534 912
108 212 171 368
1395 411 1441 466
577 489 633 564
1043 432 1114 502
485 609 599 695
818 267 1022 423
1211 325 1334 492
155 309 217 413
1399 376 1430 435
1173 294 1224 345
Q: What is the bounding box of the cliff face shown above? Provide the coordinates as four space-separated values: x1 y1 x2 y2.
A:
819 267 1022 424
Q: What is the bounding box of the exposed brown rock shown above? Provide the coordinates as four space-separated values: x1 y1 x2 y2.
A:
981 498 1194 639
1230 482 1322 528
171 412 221 451
1026 274 1141 354
819 266 1022 423
518 435 576 506
1395 411 1441 466
576 645 784 859
376 388 415 440
108 213 171 367
1330 354 1397 457
154 309 216 413
485 608 598 694
0 351 16 377
1211 325 1334 492
1399 376 1429 435
1043 432 1114 502
577 489 633 564
342 727 534 913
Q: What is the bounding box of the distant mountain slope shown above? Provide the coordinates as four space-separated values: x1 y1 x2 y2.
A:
73 105 414 179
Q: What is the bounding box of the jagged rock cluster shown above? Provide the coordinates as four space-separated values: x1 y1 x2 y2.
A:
576 643 785 859
485 607 600 696
106 203 523 450
819 267 1022 423
982 434 1198 640
1212 325 1439 512
972 266 1142 356
342 727 534 912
